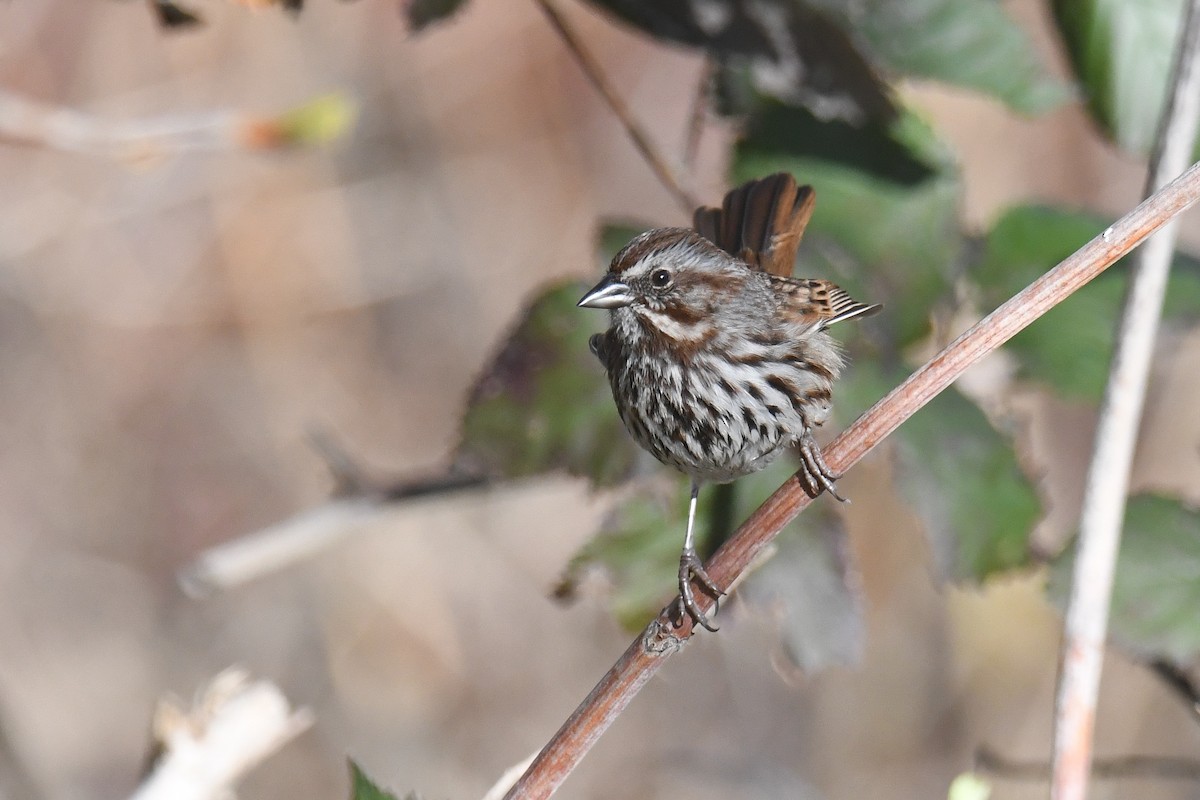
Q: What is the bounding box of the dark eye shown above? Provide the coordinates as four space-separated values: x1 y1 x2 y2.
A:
650 268 672 288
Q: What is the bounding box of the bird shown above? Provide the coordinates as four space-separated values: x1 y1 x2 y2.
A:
577 173 880 631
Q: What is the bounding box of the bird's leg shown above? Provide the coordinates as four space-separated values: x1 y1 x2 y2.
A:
796 429 846 502
673 480 724 632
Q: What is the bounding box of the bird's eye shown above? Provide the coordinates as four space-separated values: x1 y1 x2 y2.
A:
650 268 672 288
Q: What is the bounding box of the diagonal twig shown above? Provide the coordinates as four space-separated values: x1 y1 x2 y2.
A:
533 0 699 215
1052 4 1200 798
501 161 1200 799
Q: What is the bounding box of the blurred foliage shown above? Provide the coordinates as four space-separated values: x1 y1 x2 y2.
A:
736 109 961 348
405 0 470 31
585 0 896 124
816 0 1070 114
1051 496 1200 664
457 281 639 488
976 204 1200 399
1052 0 1184 154
895 385 1040 580
147 0 301 28
151 0 203 28
349 761 417 800
273 94 357 146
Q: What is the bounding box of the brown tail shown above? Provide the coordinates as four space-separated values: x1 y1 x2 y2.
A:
693 173 816 278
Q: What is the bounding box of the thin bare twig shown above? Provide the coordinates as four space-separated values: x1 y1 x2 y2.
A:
502 162 1200 799
179 432 485 596
682 60 712 175
534 0 699 215
980 746 1200 783
1052 5 1200 798
178 473 486 597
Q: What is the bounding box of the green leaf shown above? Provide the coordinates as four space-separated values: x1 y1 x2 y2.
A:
1050 495 1200 664
456 280 639 488
975 204 1200 400
975 205 1104 299
1052 0 1185 154
895 386 1041 581
349 761 414 800
406 0 470 32
561 453 864 642
815 0 1070 113
740 102 937 186
586 0 897 124
736 110 963 347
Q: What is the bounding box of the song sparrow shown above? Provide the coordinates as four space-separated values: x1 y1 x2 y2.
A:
578 173 880 631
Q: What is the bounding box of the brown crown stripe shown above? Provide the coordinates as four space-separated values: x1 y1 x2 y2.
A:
611 228 727 275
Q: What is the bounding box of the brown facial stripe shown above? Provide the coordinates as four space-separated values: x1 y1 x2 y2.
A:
662 300 706 326
633 310 716 363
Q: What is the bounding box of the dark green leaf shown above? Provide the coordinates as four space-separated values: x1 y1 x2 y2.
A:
740 102 936 186
152 0 203 28
736 111 962 347
1050 495 1200 664
456 280 638 488
975 204 1200 399
585 0 896 124
822 0 1070 114
1051 0 1185 153
895 386 1041 580
406 0 470 32
975 205 1104 299
349 761 414 800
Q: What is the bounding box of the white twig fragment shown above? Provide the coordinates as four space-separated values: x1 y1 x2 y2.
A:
130 669 313 800
178 497 382 597
481 751 539 800
1052 2 1200 799
0 91 353 164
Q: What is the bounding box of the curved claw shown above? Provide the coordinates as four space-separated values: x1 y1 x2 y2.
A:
675 548 724 632
797 430 847 503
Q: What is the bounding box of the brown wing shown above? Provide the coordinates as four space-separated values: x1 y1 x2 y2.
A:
692 173 817 277
772 276 882 330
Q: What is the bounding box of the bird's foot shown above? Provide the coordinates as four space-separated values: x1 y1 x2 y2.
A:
796 430 846 502
671 547 724 632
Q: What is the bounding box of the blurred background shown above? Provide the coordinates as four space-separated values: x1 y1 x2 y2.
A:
2 1 1200 799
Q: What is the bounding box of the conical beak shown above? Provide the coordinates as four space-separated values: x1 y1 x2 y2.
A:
578 275 633 309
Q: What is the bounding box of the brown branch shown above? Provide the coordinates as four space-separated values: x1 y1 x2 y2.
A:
533 0 699 215
502 162 1200 800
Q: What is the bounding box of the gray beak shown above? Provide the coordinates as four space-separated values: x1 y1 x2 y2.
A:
578 274 633 309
